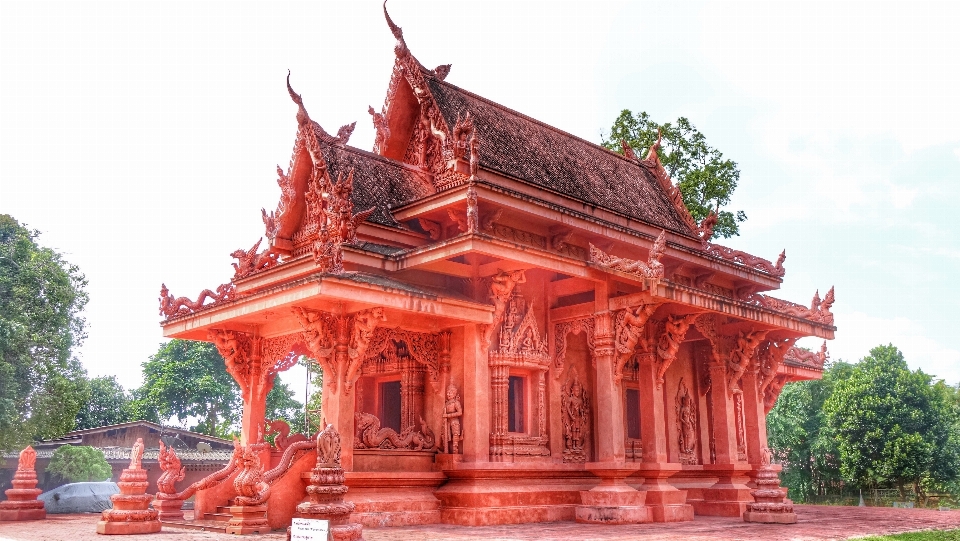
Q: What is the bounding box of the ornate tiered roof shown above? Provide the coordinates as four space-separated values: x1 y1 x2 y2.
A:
423 78 697 236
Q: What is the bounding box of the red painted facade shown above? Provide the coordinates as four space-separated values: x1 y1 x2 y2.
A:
157 5 833 529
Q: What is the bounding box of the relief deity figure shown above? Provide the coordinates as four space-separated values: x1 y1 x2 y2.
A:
562 369 589 463
675 380 698 464
441 384 463 454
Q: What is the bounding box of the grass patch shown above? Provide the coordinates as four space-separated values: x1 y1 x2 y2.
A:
857 531 960 541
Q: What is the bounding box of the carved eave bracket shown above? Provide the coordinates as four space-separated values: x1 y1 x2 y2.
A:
589 230 667 291
613 303 661 383
655 313 698 388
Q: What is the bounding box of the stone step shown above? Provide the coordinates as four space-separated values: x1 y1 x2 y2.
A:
202 512 232 522
160 519 228 533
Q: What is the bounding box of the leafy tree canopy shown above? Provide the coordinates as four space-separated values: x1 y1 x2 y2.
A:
767 360 853 501
0 215 89 450
602 111 746 239
47 445 112 483
75 376 134 431
134 339 305 438
824 344 960 499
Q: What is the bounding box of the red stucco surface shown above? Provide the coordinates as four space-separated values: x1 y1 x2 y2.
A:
2 506 960 541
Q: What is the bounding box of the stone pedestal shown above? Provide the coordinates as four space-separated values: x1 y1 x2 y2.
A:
694 464 754 517
96 468 161 535
153 498 185 521
295 465 362 540
290 423 363 541
0 452 45 522
743 463 796 524
226 505 270 534
576 464 649 524
636 463 693 523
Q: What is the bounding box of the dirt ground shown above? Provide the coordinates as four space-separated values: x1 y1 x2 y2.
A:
1 505 959 541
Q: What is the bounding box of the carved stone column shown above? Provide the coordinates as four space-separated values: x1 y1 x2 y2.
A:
695 315 759 517
741 366 765 466
637 352 666 463
592 311 623 462
635 351 693 522
400 358 425 432
462 324 490 462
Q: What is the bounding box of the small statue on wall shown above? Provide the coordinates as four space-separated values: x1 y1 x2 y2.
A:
562 369 589 463
441 384 463 454
675 378 698 465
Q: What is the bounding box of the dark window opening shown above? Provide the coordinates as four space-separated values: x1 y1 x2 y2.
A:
508 376 525 433
626 388 640 440
379 380 402 433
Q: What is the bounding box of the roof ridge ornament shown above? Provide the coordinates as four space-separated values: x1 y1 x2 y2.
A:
287 70 355 147
638 129 701 237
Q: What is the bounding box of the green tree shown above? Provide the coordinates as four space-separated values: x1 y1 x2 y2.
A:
75 376 134 430
767 361 852 501
46 445 112 483
602 111 746 238
266 377 307 436
134 339 306 438
134 340 240 437
0 215 89 450
824 344 960 501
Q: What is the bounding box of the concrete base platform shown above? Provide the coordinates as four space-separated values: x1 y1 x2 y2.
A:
0 508 46 521
743 510 798 524
96 519 162 535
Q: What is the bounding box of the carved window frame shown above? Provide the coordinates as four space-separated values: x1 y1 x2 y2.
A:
507 369 533 436
623 384 643 460
372 374 403 434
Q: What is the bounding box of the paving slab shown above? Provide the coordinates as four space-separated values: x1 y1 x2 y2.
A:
1 505 959 541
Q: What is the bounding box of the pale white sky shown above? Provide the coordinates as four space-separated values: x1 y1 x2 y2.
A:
2 1 959 398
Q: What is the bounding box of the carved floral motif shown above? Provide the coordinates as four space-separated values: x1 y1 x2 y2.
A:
553 317 596 377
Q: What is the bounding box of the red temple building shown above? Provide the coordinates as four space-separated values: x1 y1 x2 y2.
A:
158 5 834 530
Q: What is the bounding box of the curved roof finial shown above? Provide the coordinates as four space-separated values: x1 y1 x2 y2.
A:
286 70 310 127
384 0 403 41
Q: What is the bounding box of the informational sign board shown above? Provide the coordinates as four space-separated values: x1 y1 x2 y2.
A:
290 518 330 541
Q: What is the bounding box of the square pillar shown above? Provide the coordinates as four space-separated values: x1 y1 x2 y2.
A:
697 363 753 517
592 312 624 462
462 324 490 462
636 354 693 522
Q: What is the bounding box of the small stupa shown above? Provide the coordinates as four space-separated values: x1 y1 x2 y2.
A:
0 446 46 521
96 437 161 535
743 447 797 524
290 423 363 541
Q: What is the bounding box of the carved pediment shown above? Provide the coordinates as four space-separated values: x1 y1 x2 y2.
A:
491 294 548 365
